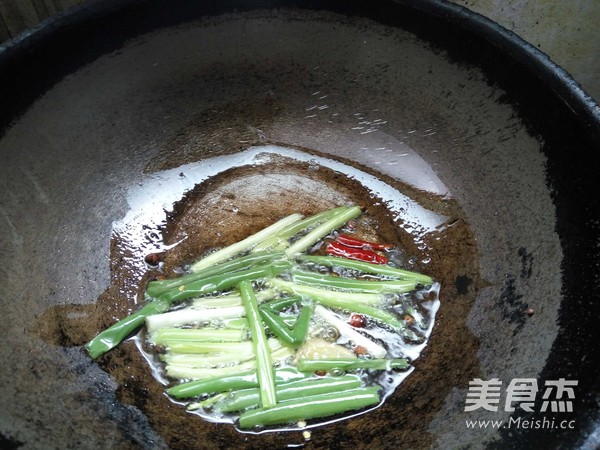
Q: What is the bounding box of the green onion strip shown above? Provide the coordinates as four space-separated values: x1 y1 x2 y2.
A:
85 204 436 429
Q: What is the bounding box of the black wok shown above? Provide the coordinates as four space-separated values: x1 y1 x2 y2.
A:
1 1 599 449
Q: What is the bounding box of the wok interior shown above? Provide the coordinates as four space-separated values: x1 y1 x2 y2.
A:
38 149 481 448
1 4 598 449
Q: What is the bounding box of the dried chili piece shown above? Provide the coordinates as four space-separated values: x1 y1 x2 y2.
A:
325 241 389 264
336 235 393 250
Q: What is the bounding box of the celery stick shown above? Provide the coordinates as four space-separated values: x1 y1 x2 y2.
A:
315 298 406 333
253 206 349 252
269 278 382 306
218 375 363 412
223 317 249 330
163 352 253 369
192 293 244 308
162 339 282 367
85 298 169 359
157 261 291 304
285 206 362 256
167 368 306 399
168 370 260 399
190 214 303 272
166 359 256 380
165 346 292 380
297 358 409 372
239 280 277 409
192 289 276 309
147 252 284 297
238 387 381 429
146 305 245 333
269 278 408 333
166 340 255 355
87 263 285 358
149 328 246 346
258 297 314 347
299 255 433 284
291 268 418 293
274 207 350 240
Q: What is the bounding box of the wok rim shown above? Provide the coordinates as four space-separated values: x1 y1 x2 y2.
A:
1 1 599 449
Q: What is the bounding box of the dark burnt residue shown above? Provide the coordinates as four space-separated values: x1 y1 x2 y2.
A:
497 275 528 336
35 154 482 449
495 247 535 335
455 275 473 295
518 247 534 280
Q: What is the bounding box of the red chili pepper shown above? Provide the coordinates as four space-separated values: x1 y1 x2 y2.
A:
336 234 393 250
326 241 389 264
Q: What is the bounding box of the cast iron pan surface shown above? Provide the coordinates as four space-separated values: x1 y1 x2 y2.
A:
1 1 599 449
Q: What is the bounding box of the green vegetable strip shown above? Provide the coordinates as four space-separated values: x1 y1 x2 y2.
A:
276 206 350 240
146 305 245 333
168 370 260 399
146 252 284 298
258 308 295 345
158 260 292 304
253 206 349 252
190 214 303 272
238 387 381 429
167 368 307 399
88 264 288 358
165 361 260 380
299 255 434 284
218 375 363 412
192 293 244 308
260 296 302 311
258 297 314 347
285 205 362 256
291 268 418 293
166 350 288 380
222 317 249 330
269 278 382 306
149 328 245 346
239 280 277 409
162 339 282 366
269 279 407 332
289 301 313 347
297 358 409 372
85 298 169 359
192 289 276 309
165 340 255 355
163 352 254 369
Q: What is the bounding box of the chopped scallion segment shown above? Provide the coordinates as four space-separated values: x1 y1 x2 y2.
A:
86 204 437 431
239 280 277 409
238 387 381 429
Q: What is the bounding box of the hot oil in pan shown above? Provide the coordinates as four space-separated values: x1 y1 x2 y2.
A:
134 282 441 432
36 145 481 446
126 146 445 431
